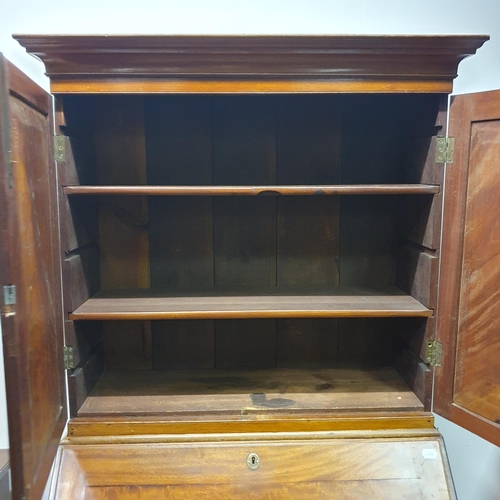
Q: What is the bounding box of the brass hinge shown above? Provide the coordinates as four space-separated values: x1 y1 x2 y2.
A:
436 137 455 164
425 340 442 366
64 346 75 370
1 285 16 317
54 135 65 162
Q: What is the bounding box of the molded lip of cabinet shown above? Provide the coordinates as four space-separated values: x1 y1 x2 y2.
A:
65 411 437 444
14 34 489 94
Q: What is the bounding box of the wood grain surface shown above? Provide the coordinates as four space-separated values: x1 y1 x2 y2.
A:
76 367 423 416
69 287 432 320
52 437 452 499
435 89 500 446
453 119 500 425
63 184 440 195
0 57 66 500
14 34 487 96
67 411 435 439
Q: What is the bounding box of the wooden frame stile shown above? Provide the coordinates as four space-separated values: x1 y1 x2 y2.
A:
0 55 67 500
434 90 500 447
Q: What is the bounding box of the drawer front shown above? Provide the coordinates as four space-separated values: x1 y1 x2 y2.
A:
54 437 453 499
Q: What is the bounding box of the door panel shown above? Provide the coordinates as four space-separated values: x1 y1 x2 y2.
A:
454 120 500 423
0 56 66 499
435 89 500 446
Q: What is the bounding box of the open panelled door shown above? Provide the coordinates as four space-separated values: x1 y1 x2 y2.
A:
0 56 66 499
435 89 500 447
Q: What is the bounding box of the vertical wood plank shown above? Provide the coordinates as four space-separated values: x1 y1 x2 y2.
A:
151 321 215 370
145 96 214 370
215 320 276 370
339 96 404 365
94 96 151 369
276 95 342 367
212 96 277 368
276 319 337 368
338 319 397 368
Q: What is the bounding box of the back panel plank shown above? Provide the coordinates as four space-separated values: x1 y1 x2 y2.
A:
213 96 278 368
277 96 342 367
339 96 405 365
145 96 214 369
93 97 151 371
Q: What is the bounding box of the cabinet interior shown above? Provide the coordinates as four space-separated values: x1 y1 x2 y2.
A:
59 93 443 418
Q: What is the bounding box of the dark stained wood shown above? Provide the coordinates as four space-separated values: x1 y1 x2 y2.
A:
55 98 99 254
212 96 277 288
0 56 66 500
62 246 100 313
93 97 151 375
339 96 405 278
403 95 447 185
277 319 338 368
397 195 441 250
69 287 432 321
337 319 396 368
213 197 276 286
396 244 438 309
435 89 500 447
55 96 98 186
68 345 104 418
102 321 151 371
151 321 214 370
63 184 441 196
64 321 102 368
276 96 341 367
145 96 215 370
14 35 488 95
394 341 432 409
59 195 99 252
94 97 149 289
212 96 277 368
215 320 276 369
399 96 447 251
276 96 341 286
392 317 434 410
77 368 423 416
390 97 445 410
148 198 213 290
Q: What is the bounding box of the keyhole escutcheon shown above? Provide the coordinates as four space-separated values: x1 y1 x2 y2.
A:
247 452 260 470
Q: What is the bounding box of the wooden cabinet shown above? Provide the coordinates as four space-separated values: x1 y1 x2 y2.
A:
1 35 498 499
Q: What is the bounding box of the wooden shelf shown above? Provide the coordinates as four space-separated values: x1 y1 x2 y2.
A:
69 287 432 320
63 184 440 196
77 367 424 417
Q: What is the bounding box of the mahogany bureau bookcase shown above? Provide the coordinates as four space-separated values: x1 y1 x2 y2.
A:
0 34 499 499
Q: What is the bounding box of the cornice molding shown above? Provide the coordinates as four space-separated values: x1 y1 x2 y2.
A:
14 35 489 93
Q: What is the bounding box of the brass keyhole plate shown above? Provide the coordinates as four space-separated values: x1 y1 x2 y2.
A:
247 452 260 470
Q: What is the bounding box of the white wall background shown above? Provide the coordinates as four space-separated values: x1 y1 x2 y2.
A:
1 1 499 499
